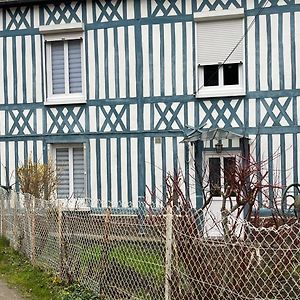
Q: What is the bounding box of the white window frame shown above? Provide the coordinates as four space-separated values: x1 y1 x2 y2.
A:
203 150 240 200
40 23 86 105
50 143 87 200
194 9 246 98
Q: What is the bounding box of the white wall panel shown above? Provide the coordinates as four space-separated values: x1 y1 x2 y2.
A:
88 30 96 99
108 28 116 99
118 27 127 98
259 15 268 91
271 14 280 90
128 26 136 98
283 13 292 90
247 16 256 92
7 37 14 104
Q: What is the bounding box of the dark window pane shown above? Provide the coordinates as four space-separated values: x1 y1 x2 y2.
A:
209 158 221 196
223 63 239 85
204 65 219 86
224 157 236 196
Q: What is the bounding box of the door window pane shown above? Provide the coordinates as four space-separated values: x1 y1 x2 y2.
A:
224 157 236 196
209 157 221 196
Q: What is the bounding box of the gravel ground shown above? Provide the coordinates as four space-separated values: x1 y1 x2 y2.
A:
0 280 24 300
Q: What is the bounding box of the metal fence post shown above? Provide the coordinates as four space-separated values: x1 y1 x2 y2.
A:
165 203 173 300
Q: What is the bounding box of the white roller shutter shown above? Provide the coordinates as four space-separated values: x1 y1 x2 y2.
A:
68 40 82 93
56 148 69 199
197 17 243 66
51 41 65 94
73 147 85 197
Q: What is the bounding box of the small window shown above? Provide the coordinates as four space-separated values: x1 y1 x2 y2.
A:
223 63 239 85
40 23 85 105
54 145 86 199
204 65 219 86
208 156 236 197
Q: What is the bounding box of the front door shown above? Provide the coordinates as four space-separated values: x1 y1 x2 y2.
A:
203 152 243 237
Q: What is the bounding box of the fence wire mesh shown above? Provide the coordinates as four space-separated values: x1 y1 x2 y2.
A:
0 187 300 299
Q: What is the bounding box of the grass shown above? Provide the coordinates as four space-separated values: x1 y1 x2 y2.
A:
0 237 97 300
109 245 165 280
80 243 165 282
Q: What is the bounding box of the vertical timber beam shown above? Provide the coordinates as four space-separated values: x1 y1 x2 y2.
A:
194 140 204 210
240 137 250 219
194 140 204 230
134 0 145 227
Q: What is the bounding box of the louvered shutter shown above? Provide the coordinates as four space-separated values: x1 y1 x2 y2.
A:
56 148 69 199
73 147 85 197
197 18 243 66
68 40 82 93
51 41 65 94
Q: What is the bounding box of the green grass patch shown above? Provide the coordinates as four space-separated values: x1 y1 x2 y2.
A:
109 245 164 280
80 243 165 282
0 237 97 300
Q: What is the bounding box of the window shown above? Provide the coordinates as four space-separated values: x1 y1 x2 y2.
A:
203 63 240 87
207 156 236 197
53 144 86 199
195 9 245 98
40 23 85 105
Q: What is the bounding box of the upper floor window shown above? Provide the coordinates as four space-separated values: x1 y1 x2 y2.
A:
50 39 82 95
40 23 86 105
195 9 245 98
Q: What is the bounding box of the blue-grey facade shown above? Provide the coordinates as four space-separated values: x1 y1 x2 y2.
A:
0 0 298 209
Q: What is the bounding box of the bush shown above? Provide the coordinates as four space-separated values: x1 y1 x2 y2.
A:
17 157 58 200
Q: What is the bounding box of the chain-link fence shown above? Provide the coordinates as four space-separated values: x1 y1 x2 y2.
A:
0 187 300 299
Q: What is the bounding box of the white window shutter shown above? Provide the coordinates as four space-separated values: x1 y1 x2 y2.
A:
51 41 65 94
197 18 243 65
68 40 82 93
73 147 85 197
56 148 69 199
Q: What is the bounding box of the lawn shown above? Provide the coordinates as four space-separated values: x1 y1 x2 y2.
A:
0 237 97 300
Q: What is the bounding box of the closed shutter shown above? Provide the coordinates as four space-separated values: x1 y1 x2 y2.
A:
51 41 65 94
56 148 69 199
68 40 82 93
73 147 85 197
197 18 243 65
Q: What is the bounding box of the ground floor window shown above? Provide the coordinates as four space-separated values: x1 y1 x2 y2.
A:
53 144 86 199
207 155 236 197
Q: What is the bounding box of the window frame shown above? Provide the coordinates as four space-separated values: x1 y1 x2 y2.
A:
50 143 87 200
204 151 240 199
40 23 86 105
194 9 245 98
198 63 245 97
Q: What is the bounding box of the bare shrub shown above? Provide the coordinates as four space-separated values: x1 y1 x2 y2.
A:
17 157 58 200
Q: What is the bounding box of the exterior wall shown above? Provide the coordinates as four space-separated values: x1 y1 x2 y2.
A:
0 0 299 208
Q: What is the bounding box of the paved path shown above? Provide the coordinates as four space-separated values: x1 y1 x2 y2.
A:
0 280 24 299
